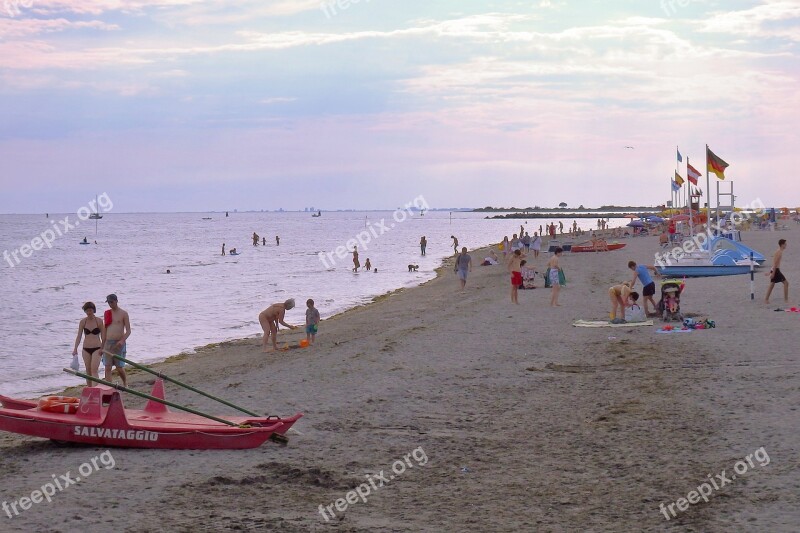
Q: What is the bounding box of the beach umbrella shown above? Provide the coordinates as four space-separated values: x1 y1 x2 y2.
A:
647 216 665 223
670 214 690 222
627 220 644 227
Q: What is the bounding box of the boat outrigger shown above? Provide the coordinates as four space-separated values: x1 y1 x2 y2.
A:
0 355 302 450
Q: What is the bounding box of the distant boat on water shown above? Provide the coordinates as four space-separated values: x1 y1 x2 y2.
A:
312 211 321 217
89 195 102 219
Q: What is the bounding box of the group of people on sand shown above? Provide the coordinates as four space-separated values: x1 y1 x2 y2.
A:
72 294 131 387
258 298 320 351
456 235 565 307
607 261 659 323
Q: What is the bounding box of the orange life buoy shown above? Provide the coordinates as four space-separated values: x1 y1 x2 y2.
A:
38 396 80 414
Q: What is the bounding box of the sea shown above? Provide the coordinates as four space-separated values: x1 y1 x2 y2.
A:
0 211 629 397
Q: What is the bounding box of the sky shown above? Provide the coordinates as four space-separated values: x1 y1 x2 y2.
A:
0 0 798 213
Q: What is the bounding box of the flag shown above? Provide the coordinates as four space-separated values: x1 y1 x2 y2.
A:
687 163 701 185
674 171 684 187
707 146 729 180
677 148 683 163
671 180 680 192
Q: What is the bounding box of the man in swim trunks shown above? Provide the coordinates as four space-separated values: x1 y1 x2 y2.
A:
352 247 360 272
507 249 526 304
628 261 659 315
259 299 298 352
454 247 472 290
103 294 130 387
765 239 789 304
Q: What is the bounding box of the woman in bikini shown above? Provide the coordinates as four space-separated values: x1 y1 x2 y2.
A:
72 301 106 386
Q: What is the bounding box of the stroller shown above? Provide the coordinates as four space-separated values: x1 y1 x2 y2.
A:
657 279 684 322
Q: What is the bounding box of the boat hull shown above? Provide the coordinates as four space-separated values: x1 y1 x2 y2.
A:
0 384 302 450
655 265 752 277
570 243 627 253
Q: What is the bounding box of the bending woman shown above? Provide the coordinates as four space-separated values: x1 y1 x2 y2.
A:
72 301 105 386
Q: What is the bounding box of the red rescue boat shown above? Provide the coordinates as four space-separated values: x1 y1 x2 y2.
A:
0 381 302 450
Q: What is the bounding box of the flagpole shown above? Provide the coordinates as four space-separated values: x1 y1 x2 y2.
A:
705 144 711 231
687 156 694 237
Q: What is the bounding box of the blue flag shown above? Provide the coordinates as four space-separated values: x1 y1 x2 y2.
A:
677 148 683 162
671 180 681 192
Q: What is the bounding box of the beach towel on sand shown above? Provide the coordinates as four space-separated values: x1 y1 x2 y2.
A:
573 319 654 328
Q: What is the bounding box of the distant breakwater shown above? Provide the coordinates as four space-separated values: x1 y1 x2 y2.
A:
485 211 660 220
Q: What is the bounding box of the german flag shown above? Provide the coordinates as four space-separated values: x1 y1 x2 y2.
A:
707 147 729 180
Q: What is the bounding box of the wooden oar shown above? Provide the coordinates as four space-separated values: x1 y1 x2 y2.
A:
103 350 261 417
63 368 243 427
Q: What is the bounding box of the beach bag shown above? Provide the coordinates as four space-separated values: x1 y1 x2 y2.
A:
544 268 566 288
625 304 646 323
70 354 80 371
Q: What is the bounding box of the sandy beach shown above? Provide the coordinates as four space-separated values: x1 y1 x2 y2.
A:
1 226 798 532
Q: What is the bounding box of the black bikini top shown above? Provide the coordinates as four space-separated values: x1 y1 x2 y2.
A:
84 319 101 336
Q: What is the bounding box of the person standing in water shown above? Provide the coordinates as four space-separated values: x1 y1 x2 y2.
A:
275 235 280 246
365 258 372 271
252 232 259 246
420 236 427 256
221 243 226 256
258 299 297 352
72 302 105 386
103 294 130 387
352 247 360 272
451 235 459 254
262 237 266 246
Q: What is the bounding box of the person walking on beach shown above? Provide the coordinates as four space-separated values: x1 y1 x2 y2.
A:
221 243 226 256
547 248 564 307
103 294 130 387
531 232 541 259
522 232 531 253
451 235 459 254
549 223 556 238
454 247 472 290
765 239 789 304
420 236 427 256
559 221 564 234
508 249 525 304
510 234 520 252
352 247 360 272
258 299 297 352
305 299 320 346
628 261 659 315
72 302 105 386
502 235 510 256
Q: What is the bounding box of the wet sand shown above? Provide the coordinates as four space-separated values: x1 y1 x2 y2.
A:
1 226 799 532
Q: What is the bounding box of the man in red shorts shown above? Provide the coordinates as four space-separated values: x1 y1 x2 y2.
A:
508 250 526 304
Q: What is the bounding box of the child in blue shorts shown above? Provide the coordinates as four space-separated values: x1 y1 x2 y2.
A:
305 299 320 345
